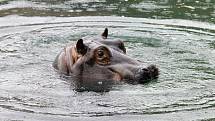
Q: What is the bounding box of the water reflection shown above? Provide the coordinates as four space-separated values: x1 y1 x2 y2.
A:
61 74 115 92
0 0 214 23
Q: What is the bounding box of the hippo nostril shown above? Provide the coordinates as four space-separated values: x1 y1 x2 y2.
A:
141 68 150 77
141 68 149 72
147 65 159 78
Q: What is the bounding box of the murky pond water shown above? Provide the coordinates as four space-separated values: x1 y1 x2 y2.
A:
0 0 215 121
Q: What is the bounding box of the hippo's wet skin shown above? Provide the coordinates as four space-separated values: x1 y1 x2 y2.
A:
53 28 159 91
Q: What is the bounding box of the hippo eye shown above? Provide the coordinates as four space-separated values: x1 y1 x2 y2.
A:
94 47 111 65
97 50 104 57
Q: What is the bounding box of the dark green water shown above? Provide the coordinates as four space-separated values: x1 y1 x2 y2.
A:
0 0 215 23
0 0 215 121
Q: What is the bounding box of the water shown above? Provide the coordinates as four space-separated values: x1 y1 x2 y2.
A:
0 0 215 121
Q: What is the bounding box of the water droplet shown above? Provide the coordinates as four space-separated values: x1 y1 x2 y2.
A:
75 9 82 12
68 10 74 12
98 81 102 85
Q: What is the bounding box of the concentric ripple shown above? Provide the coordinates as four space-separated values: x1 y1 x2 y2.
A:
0 16 215 121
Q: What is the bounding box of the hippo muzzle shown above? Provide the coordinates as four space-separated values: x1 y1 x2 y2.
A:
53 28 159 91
134 65 159 83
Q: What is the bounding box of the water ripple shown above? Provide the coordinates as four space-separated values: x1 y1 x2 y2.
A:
0 16 215 120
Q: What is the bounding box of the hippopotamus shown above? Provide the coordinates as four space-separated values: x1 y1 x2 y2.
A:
53 28 159 91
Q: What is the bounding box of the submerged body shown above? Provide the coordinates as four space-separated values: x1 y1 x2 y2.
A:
53 28 159 91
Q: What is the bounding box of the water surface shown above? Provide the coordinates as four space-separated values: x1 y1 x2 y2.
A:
0 0 215 121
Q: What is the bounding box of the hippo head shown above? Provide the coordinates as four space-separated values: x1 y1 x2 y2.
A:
53 28 159 91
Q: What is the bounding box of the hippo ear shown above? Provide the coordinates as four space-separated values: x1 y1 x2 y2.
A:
101 28 108 39
76 39 88 55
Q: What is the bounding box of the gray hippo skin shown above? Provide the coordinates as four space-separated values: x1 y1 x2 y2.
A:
53 28 159 91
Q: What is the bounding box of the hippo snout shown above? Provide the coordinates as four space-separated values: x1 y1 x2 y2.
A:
135 65 159 83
